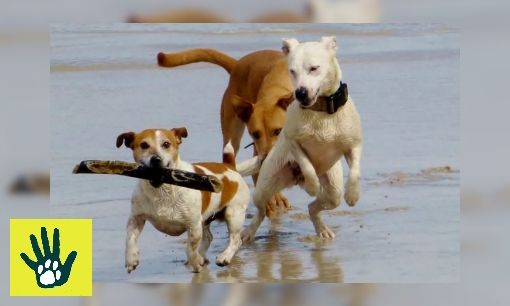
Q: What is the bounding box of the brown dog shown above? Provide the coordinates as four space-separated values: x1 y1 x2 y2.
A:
157 48 295 217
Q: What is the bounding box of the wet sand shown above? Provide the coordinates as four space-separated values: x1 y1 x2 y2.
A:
50 24 459 282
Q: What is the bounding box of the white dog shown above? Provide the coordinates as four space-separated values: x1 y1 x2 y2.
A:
116 127 250 273
238 36 363 242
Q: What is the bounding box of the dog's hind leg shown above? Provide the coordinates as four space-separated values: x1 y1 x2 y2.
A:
221 92 245 155
198 225 213 265
125 214 146 273
216 199 246 266
344 145 362 207
308 159 344 238
224 119 245 155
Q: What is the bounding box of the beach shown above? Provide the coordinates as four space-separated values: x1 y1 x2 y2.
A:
50 23 459 283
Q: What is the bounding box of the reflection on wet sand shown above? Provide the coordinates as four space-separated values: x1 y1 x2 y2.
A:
215 217 343 283
166 216 343 283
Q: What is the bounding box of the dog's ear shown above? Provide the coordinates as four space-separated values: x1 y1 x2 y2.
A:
171 127 188 144
231 95 254 123
116 132 135 149
320 36 338 52
282 38 299 56
277 92 295 111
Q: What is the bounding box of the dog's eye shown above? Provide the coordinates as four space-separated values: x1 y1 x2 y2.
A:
310 66 319 72
253 132 261 139
162 141 171 149
140 142 149 150
274 128 282 136
289 69 296 75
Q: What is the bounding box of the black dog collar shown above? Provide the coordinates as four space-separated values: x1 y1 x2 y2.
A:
300 82 349 114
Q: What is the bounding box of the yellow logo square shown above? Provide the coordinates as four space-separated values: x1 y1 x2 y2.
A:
10 219 92 296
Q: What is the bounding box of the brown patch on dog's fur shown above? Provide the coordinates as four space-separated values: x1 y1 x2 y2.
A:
193 163 239 213
193 166 212 214
219 177 238 209
194 162 229 174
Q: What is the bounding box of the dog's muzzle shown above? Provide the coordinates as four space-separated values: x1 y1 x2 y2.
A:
295 87 311 105
148 156 167 188
149 155 164 168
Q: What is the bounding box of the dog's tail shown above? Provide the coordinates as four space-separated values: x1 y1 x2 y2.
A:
235 156 261 177
157 48 237 74
222 141 237 170
223 142 261 176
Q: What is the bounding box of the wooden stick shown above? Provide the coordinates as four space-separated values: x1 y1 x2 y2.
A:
72 160 223 193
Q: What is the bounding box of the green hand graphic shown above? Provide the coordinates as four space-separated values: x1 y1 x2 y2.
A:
20 227 77 288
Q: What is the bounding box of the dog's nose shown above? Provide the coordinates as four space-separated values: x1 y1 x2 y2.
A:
295 87 308 101
150 155 163 166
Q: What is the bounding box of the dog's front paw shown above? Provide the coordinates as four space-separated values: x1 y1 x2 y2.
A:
125 247 140 274
303 176 320 197
344 179 360 207
215 253 232 267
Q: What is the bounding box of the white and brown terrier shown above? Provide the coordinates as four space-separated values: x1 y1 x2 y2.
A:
116 127 250 273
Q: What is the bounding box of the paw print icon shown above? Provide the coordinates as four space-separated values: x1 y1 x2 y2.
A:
20 227 77 289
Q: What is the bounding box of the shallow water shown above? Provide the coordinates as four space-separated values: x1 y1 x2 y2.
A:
50 23 459 283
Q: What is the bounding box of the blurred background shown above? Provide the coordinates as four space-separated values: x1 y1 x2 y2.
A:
2 0 509 304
